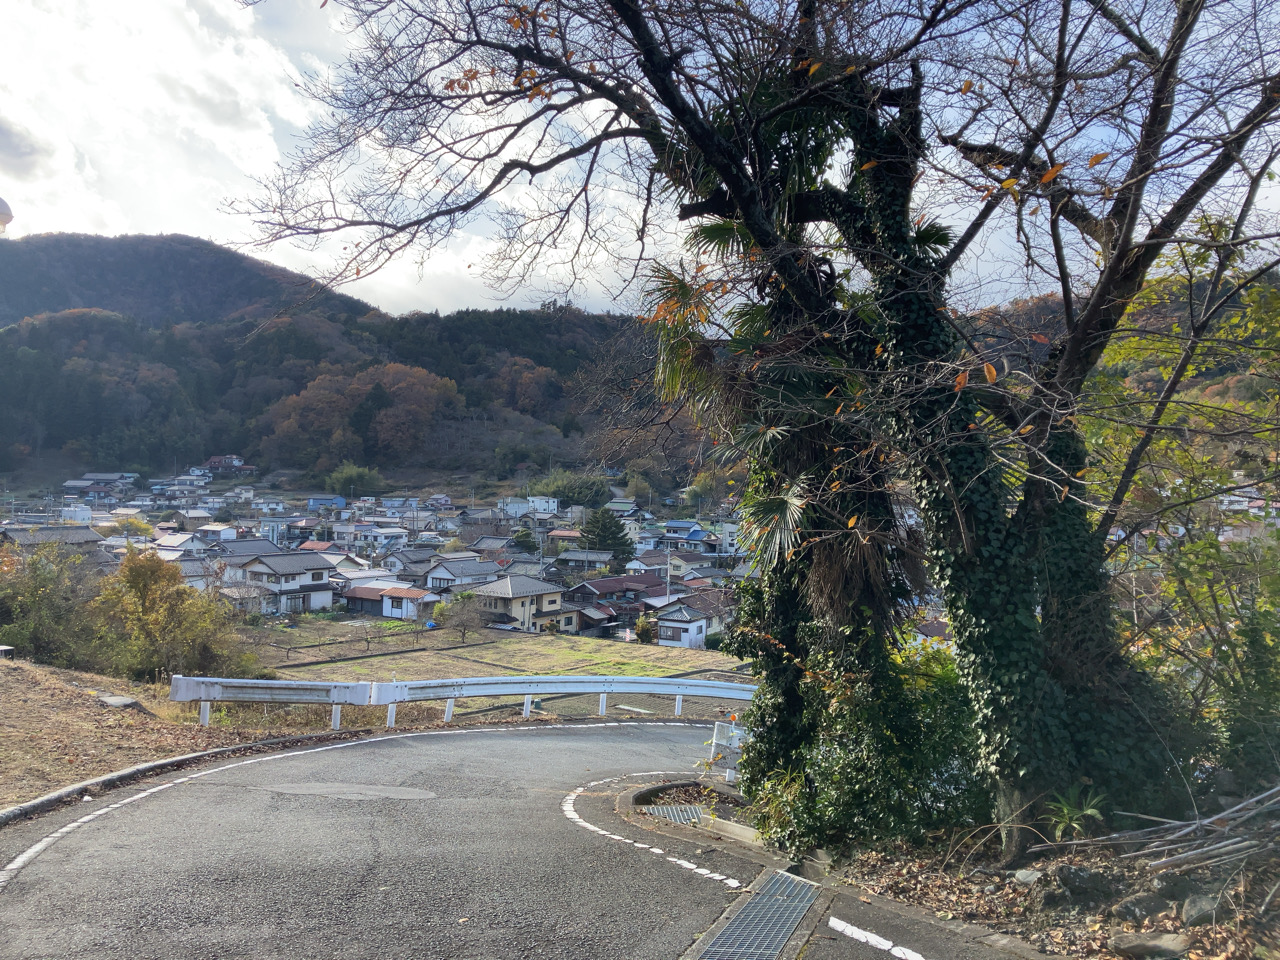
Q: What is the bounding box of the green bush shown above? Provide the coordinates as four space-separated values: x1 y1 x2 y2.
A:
725 586 991 849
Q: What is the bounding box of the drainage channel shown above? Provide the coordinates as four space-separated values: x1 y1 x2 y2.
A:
697 870 820 960
639 804 703 826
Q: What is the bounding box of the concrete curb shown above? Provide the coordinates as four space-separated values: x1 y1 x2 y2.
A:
618 777 1050 960
0 729 374 830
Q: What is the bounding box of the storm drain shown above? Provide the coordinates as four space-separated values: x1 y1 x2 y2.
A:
638 804 703 825
697 870 820 960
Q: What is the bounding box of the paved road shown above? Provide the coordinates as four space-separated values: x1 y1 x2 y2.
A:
0 722 1033 960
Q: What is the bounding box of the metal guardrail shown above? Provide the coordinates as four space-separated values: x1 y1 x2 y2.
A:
170 676 372 728
170 674 755 729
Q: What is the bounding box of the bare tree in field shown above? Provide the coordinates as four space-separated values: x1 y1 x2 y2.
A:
248 0 1280 853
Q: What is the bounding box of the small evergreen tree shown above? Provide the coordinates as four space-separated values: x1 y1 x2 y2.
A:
580 508 635 568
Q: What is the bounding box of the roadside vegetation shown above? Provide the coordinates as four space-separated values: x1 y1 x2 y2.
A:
0 545 259 681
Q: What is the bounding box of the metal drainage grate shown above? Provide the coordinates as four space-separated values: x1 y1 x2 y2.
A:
639 804 703 825
698 870 820 960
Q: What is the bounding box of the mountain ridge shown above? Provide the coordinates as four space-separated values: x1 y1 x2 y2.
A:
0 233 372 328
0 233 616 478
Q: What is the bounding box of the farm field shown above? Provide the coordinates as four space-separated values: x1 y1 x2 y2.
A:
272 630 749 720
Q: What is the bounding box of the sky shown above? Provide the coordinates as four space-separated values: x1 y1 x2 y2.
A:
0 0 536 315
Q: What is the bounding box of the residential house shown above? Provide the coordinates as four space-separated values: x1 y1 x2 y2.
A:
471 576 577 633
202 454 256 475
60 505 93 524
564 573 667 631
419 557 503 591
153 532 212 557
381 586 438 621
497 497 532 518
317 550 369 573
554 549 614 574
680 589 735 634
330 571 401 606
251 497 290 515
196 523 238 541
210 537 287 559
367 525 410 552
176 557 221 591
502 556 562 581
626 550 670 576
565 572 666 605
603 497 640 517
0 525 105 555
383 547 441 575
341 584 391 616
222 553 337 615
546 529 582 553
666 552 710 578
528 495 559 514
469 535 519 559
653 602 712 649
307 495 347 512
259 515 310 546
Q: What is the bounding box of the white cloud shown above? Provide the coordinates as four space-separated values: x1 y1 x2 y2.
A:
0 0 556 315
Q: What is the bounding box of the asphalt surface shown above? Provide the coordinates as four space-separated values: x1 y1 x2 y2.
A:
0 723 1037 960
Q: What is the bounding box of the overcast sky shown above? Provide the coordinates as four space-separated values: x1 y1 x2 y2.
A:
0 0 543 315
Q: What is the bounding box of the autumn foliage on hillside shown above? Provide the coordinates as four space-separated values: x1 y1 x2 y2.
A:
0 236 623 476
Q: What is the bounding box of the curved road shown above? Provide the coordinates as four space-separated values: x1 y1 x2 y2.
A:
0 722 1030 960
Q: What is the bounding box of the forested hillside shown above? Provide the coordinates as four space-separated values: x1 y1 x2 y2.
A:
0 234 622 477
0 234 369 328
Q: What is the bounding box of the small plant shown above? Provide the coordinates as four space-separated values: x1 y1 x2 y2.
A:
753 767 809 849
1044 785 1107 841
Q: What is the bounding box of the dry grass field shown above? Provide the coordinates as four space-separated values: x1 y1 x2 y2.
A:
1 633 749 808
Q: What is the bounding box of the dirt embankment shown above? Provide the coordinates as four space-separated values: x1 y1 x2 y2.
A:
0 661 255 808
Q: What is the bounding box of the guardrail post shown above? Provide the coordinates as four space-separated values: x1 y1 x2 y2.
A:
331 705 342 730
444 698 454 722
199 702 210 726
598 693 607 716
675 695 683 717
386 703 397 728
523 694 532 718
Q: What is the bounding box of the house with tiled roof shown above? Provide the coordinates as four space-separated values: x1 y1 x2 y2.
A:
553 548 614 573
471 575 577 633
0 525 105 555
546 529 582 552
418 557 502 592
221 551 337 615
653 602 712 649
381 586 437 621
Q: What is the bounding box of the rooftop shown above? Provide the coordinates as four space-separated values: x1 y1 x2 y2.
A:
381 586 431 600
231 553 337 576
1 525 105 546
472 575 563 599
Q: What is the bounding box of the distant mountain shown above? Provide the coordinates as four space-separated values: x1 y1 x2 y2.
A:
0 233 628 479
0 233 370 328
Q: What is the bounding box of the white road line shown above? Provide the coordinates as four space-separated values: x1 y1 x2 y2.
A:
0 721 708 895
561 774 745 889
828 916 932 960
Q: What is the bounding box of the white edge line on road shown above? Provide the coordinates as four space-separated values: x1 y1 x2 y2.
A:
829 916 933 960
561 773 744 890
0 720 708 895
